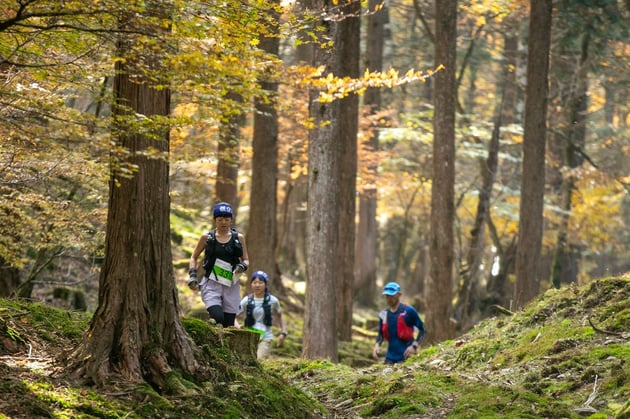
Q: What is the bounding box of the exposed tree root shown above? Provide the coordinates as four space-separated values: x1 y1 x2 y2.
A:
588 317 622 336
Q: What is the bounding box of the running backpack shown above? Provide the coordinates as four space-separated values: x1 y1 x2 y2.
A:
381 304 415 342
202 228 243 272
245 293 272 327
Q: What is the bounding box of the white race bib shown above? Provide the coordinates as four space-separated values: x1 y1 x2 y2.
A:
210 258 234 287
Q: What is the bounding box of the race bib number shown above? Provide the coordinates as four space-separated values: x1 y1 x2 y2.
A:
210 258 234 287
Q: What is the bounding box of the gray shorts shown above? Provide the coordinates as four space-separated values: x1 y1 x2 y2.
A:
199 276 241 313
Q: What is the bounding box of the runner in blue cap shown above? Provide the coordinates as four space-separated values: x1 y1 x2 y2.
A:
372 282 426 364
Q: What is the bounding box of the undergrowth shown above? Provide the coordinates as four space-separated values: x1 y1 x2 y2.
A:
0 275 628 418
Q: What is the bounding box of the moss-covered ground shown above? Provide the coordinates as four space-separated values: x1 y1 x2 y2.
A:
1 275 628 418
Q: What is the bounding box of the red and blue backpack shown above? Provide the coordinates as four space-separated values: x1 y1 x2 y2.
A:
381 304 415 342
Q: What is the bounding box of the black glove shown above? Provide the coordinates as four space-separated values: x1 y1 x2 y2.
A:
188 268 199 290
233 262 248 275
187 278 199 290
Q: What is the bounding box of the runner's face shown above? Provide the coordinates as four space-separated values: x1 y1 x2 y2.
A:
215 216 232 230
251 278 266 295
385 293 400 308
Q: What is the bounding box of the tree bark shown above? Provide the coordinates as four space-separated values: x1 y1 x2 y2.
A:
303 0 340 360
514 0 552 309
70 4 197 387
336 0 360 342
426 0 457 343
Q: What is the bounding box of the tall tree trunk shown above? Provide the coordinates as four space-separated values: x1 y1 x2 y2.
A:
336 0 360 342
303 0 340 360
550 32 590 288
355 0 388 307
426 0 457 343
249 3 283 295
70 3 197 387
514 0 552 309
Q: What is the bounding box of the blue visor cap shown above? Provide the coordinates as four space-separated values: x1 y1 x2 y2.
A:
383 282 401 295
213 202 233 218
251 270 268 283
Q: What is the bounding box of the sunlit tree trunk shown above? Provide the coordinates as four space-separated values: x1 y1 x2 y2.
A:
426 0 457 343
70 2 197 387
303 0 340 360
514 0 552 309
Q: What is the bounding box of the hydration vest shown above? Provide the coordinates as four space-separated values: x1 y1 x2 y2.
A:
381 304 415 342
245 292 272 327
202 228 243 273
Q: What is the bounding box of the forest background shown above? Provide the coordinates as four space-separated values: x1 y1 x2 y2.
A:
1 0 629 384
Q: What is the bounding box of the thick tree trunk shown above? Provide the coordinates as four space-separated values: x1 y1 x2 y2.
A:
426 0 457 343
514 0 552 309
70 7 197 387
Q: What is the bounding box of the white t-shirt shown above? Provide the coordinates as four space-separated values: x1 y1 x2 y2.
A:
238 294 282 341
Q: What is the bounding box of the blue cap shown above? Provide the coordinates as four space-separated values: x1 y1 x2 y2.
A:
383 282 401 295
213 202 233 218
251 270 268 283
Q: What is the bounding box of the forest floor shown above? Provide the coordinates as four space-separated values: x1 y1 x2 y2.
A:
0 275 629 418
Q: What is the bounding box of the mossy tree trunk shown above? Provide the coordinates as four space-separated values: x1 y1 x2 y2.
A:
70 1 198 388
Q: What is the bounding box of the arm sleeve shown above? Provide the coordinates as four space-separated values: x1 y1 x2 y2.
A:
375 318 384 345
271 296 282 314
413 310 426 343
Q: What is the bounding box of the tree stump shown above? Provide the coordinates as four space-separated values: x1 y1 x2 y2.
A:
224 328 259 362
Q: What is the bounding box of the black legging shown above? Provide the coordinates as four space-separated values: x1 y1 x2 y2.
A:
207 305 236 327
